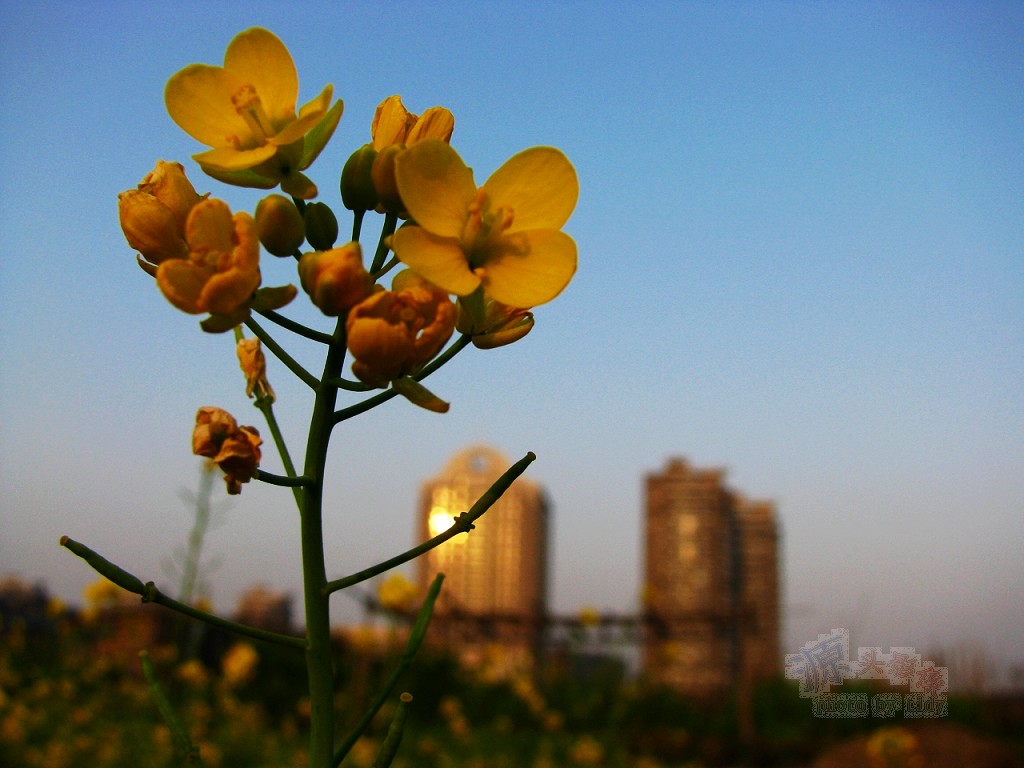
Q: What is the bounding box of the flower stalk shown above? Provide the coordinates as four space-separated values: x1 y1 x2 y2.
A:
82 25 578 768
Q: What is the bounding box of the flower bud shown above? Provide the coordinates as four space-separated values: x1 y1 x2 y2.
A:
371 95 416 150
341 144 379 212
254 194 305 257
406 106 455 144
236 337 275 402
119 160 204 266
303 202 339 250
371 144 403 214
456 294 535 349
298 242 373 316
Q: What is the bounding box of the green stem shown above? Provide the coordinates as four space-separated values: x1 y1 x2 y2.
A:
60 536 305 649
140 650 203 765
257 309 333 344
324 452 535 595
245 316 320 390
370 255 401 281
332 575 444 767
255 469 311 488
324 376 374 392
332 335 472 424
178 462 215 606
369 212 398 275
255 398 299 482
351 209 365 242
371 693 413 768
299 316 348 768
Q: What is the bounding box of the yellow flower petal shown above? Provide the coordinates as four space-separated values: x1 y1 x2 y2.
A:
203 268 260 316
481 229 577 308
391 226 481 296
157 260 209 313
272 84 333 145
406 106 455 145
223 28 298 127
194 144 278 171
395 140 476 238
186 199 236 253
484 147 578 232
165 65 254 149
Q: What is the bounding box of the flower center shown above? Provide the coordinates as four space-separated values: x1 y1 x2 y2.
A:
462 189 515 267
232 84 275 142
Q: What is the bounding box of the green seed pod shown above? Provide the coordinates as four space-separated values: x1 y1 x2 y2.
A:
303 202 339 251
341 144 379 212
254 194 305 257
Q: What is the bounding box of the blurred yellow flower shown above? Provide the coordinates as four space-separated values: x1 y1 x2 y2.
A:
119 160 206 269
377 572 419 613
236 336 274 402
192 406 262 494
866 726 922 768
165 27 343 199
80 577 130 622
176 659 210 689
392 140 577 308
156 198 261 321
221 642 259 687
345 270 456 388
578 605 600 628
569 735 604 766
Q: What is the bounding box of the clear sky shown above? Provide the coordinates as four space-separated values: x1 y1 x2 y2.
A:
2 1 1022 687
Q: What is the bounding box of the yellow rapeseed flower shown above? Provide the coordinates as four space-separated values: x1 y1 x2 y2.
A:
345 270 456 388
391 140 578 308
165 28 343 199
156 198 261 321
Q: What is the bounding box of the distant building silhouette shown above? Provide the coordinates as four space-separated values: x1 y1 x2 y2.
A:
642 458 780 697
415 445 549 674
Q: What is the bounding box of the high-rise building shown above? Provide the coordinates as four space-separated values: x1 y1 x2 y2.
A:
415 445 549 673
642 458 780 697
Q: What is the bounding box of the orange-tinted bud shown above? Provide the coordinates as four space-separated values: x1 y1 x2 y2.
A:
370 144 403 214
254 194 305 257
406 106 455 144
371 95 417 151
236 337 275 402
298 242 373 316
119 160 204 267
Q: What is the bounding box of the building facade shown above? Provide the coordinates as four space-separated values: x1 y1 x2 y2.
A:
642 458 780 697
415 445 549 673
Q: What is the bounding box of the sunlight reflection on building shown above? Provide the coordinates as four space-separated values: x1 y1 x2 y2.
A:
415 445 549 676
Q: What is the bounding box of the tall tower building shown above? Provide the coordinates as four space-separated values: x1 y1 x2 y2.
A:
736 498 781 682
642 458 780 697
415 445 549 672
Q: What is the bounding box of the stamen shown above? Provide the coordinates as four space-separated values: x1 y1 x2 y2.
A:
232 84 275 140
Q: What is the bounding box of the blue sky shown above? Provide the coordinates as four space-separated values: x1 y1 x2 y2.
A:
2 1 1022 686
